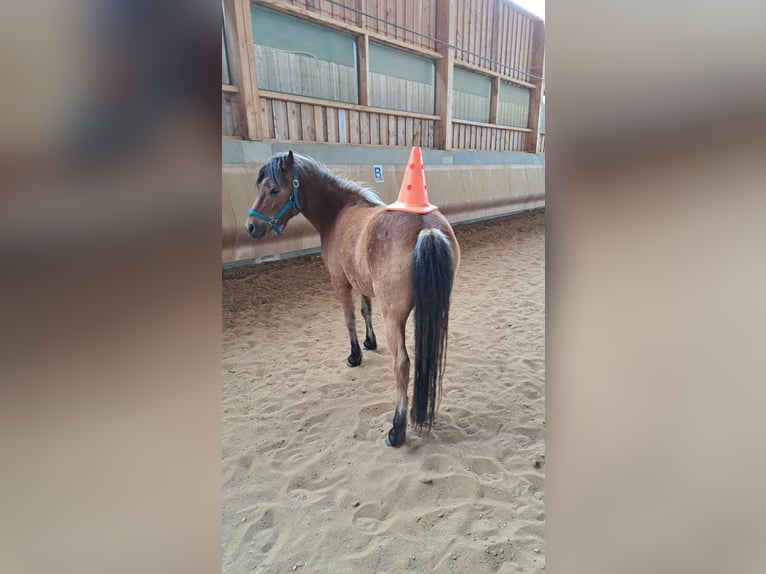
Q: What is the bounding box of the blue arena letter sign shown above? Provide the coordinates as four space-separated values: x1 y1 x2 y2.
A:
373 165 383 183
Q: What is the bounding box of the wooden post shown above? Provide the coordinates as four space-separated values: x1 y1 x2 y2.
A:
223 0 262 141
357 34 370 107
525 19 545 153
490 76 499 124
434 0 456 150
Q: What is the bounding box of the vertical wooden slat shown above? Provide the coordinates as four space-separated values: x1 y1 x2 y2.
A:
350 110 361 144
301 104 315 140
413 118 422 146
457 0 466 63
466 0 474 66
405 117 414 146
454 0 462 55
465 0 476 64
414 0 423 49
327 107 338 143
520 16 529 80
380 113 389 145
405 0 413 44
388 115 398 145
510 9 518 77
371 0 380 35
356 0 367 28
260 98 274 138
489 0 499 73
286 102 301 140
314 105 326 142
402 0 407 41
478 0 485 68
370 113 379 145
489 76 499 124
360 111 370 144
424 0 434 50
380 0 388 36
514 11 523 81
487 0 495 71
427 120 435 147
338 109 348 143
274 100 288 139
501 5 510 75
396 116 407 146
331 0 344 23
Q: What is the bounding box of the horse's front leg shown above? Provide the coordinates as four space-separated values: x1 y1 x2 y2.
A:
337 285 362 367
361 295 377 350
382 313 409 447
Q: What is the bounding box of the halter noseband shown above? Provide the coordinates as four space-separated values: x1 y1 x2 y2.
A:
248 165 302 236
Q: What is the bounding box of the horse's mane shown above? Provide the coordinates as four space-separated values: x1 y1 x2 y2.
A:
260 152 385 207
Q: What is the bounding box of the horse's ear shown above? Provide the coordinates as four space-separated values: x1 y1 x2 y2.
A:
283 150 294 173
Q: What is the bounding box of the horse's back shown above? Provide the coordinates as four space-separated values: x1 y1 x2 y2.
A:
363 209 459 308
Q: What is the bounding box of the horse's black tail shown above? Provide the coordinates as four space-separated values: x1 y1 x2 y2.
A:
411 228 454 431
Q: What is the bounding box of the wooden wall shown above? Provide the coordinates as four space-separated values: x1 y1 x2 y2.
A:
254 46 359 104
274 0 439 52
222 0 544 152
453 0 537 81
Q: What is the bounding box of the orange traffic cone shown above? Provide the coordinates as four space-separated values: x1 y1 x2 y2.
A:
386 146 439 214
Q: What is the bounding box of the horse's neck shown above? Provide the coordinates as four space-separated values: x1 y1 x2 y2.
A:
300 174 354 238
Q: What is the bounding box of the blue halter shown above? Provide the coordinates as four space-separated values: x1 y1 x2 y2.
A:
248 165 302 236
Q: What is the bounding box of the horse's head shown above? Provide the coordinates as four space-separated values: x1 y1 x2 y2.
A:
246 150 302 239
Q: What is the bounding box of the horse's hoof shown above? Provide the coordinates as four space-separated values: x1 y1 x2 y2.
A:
363 338 377 350
385 427 405 447
346 355 362 367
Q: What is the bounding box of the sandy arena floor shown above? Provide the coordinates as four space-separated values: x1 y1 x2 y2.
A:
222 209 545 573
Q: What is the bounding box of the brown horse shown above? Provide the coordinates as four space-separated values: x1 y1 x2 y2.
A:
245 151 460 447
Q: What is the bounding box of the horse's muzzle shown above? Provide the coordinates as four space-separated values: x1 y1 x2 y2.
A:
246 220 268 239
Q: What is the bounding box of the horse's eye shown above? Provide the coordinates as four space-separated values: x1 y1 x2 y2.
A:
269 188 280 196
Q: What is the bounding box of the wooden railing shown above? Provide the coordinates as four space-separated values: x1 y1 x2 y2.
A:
452 119 530 151
259 91 437 147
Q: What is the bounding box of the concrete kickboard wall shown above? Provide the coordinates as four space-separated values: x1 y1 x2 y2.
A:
222 141 544 265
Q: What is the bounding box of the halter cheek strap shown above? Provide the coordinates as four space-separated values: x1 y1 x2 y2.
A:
248 165 302 236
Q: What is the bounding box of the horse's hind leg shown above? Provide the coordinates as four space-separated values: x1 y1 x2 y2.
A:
337 285 363 367
383 313 409 447
361 295 377 350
